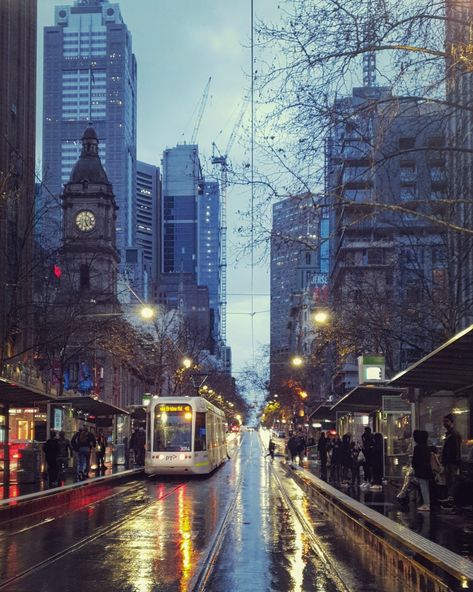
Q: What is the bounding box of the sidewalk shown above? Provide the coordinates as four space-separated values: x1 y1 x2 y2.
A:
0 464 139 502
303 460 473 561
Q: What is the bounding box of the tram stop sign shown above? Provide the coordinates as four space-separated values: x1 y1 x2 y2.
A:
358 355 385 383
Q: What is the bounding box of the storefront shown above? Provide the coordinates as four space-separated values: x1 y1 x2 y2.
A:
389 324 473 460
331 385 410 478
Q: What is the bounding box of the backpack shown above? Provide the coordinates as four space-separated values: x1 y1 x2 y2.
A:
79 430 89 445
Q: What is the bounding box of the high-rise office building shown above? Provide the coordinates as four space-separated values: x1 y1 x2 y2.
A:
269 195 321 390
161 144 202 276
135 161 161 300
198 180 221 342
0 0 37 364
42 0 137 259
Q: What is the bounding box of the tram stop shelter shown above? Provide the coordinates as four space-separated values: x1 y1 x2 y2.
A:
389 324 473 461
331 385 409 478
308 403 336 430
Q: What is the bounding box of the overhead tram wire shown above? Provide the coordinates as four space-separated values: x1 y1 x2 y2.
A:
250 0 255 363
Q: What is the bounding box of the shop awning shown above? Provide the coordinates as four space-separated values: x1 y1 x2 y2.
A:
331 385 406 414
389 324 473 392
308 403 336 421
53 396 129 417
0 376 55 407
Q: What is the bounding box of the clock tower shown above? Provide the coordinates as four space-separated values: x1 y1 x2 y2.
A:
59 126 120 310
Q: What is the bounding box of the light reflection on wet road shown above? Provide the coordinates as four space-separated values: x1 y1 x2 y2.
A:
0 433 367 592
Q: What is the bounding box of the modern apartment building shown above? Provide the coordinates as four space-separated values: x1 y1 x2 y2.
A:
269 194 323 390
41 0 137 258
135 161 161 299
327 86 450 387
198 180 221 343
0 0 37 365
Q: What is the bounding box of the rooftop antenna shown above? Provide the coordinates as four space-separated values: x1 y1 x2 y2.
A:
363 0 377 87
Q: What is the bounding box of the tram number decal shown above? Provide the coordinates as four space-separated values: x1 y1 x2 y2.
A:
165 454 177 461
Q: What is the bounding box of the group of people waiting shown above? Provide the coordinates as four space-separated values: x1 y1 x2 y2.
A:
400 413 463 512
316 427 384 490
42 426 107 486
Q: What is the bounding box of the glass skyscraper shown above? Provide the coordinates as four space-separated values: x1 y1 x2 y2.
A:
41 0 137 257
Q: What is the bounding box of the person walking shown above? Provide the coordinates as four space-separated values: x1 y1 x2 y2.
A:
330 437 342 482
412 430 434 512
43 430 60 487
350 441 362 487
76 426 96 479
287 434 299 466
266 439 276 460
57 431 73 482
296 433 306 466
361 427 374 489
318 432 328 480
96 429 107 472
441 413 462 502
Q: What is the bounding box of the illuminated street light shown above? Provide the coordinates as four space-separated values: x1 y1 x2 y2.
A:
139 305 156 320
290 355 304 367
299 391 308 399
182 357 192 369
313 310 329 324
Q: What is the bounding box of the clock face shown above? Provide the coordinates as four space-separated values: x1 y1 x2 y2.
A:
75 210 96 232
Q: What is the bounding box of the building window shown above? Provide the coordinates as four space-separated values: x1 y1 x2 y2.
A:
399 137 415 150
400 185 416 201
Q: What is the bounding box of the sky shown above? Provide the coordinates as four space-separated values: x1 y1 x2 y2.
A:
36 0 281 380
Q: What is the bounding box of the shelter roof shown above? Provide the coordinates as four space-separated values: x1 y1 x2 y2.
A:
331 385 406 414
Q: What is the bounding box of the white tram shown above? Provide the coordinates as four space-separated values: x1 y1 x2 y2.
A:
145 396 228 475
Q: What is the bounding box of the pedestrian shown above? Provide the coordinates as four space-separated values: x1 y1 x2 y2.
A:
43 430 60 487
361 427 374 488
370 432 384 491
412 430 434 511
96 429 107 472
57 430 73 482
71 427 82 480
330 437 342 482
76 425 97 479
132 427 146 466
266 439 276 460
440 413 462 502
296 433 306 466
287 434 299 465
340 434 352 485
350 441 362 487
318 432 328 480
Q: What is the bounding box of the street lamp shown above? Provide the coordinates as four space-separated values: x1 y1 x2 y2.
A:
139 305 156 320
313 310 329 324
182 357 192 369
290 355 304 367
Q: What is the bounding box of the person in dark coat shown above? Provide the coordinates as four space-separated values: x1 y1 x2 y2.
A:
96 429 107 471
340 434 352 485
296 433 306 465
350 441 362 487
361 427 374 488
412 430 434 511
133 427 146 466
441 414 462 500
318 432 328 480
370 432 384 490
43 430 60 487
287 434 299 465
330 437 342 482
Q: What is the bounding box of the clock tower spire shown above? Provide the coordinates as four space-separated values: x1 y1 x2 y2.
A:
59 126 120 310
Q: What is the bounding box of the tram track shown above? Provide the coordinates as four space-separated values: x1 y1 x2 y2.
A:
0 479 189 590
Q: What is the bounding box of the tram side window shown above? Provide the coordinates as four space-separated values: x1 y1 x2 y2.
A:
194 412 207 451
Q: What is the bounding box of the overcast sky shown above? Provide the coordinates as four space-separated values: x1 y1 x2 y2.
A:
36 0 279 383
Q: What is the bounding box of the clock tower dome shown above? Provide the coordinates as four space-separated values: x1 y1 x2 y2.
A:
59 127 120 309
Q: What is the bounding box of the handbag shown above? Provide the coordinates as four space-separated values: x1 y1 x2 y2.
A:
357 450 366 463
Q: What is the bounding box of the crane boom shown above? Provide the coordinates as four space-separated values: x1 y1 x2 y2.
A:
190 77 211 144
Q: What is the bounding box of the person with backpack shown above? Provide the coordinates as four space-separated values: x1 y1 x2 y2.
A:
266 439 276 460
75 425 97 479
287 434 299 466
412 430 434 512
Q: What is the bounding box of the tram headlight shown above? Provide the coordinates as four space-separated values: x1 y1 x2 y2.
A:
179 454 185 460
158 454 165 460
184 412 192 420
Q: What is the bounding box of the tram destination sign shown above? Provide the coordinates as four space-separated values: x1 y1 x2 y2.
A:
159 405 191 413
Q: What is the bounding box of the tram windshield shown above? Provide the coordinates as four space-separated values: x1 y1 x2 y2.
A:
153 405 192 452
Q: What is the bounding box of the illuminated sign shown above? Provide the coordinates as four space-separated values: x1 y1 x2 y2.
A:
159 405 191 413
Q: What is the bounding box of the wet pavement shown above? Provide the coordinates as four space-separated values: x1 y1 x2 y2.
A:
0 432 414 591
305 461 473 560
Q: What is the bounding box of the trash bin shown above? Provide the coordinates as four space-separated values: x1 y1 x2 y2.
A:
17 444 41 483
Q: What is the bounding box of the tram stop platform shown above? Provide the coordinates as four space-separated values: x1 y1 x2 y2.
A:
0 464 142 505
300 460 473 561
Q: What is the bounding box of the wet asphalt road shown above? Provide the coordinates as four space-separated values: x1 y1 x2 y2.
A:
0 432 391 592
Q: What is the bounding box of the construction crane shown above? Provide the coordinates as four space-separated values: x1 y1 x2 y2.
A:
190 77 211 144
212 99 248 343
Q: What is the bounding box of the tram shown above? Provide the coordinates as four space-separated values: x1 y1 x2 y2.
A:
145 396 228 475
